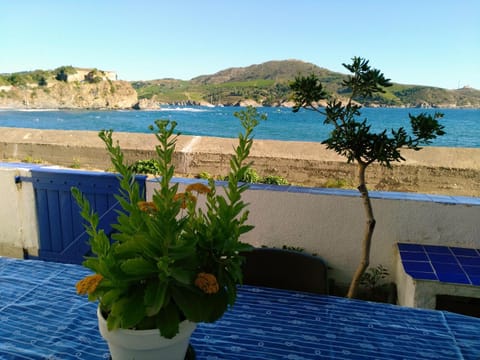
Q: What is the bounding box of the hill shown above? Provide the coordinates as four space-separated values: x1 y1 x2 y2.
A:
132 60 480 108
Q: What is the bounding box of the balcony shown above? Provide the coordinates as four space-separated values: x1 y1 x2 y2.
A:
0 162 479 358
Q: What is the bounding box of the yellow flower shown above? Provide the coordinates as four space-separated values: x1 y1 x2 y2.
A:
194 272 219 294
76 274 103 295
173 192 197 209
186 183 211 194
138 201 157 213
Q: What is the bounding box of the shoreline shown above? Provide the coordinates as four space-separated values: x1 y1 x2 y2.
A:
1 104 479 111
1 127 479 197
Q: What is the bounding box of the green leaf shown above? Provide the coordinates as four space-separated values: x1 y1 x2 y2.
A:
156 302 181 339
110 294 145 329
144 280 168 316
106 312 122 331
120 258 157 276
171 286 228 323
101 288 125 307
170 267 193 285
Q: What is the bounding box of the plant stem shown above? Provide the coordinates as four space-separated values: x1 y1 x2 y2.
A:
347 162 376 298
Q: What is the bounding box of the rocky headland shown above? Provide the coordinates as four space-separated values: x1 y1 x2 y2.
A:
0 80 138 110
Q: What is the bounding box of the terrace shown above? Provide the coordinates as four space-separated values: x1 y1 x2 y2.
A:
1 162 479 358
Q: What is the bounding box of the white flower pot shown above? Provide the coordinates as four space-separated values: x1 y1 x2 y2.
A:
97 307 197 360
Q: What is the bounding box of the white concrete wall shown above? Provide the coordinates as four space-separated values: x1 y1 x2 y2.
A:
0 167 39 257
148 179 480 286
248 190 480 285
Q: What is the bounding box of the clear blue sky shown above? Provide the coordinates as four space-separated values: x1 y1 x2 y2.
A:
1 0 479 89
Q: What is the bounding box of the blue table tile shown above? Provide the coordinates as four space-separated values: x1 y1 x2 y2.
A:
432 262 463 274
424 245 452 254
437 272 471 284
450 247 479 257
407 271 438 281
428 253 457 264
457 256 480 267
400 251 429 261
403 261 433 273
398 243 424 252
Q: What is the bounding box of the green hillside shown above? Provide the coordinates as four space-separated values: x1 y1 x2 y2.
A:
2 61 479 108
132 60 480 108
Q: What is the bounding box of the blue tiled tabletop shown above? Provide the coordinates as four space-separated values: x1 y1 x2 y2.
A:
398 243 480 286
1 257 480 359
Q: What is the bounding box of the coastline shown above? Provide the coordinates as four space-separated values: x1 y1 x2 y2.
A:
1 127 479 197
1 103 479 110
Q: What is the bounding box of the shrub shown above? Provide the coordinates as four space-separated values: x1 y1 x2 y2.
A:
129 159 161 175
261 175 289 185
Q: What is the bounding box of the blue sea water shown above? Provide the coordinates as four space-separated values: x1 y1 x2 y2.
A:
0 107 479 148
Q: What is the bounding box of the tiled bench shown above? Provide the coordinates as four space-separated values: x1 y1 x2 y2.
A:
395 243 480 309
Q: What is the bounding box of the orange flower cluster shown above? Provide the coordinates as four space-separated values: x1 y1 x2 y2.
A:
138 201 157 214
76 274 103 295
186 183 210 194
194 272 219 294
173 192 197 209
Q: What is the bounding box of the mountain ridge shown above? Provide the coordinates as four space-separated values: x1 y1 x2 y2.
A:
132 60 480 108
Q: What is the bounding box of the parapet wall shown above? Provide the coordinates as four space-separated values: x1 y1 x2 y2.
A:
1 163 479 286
1 127 480 196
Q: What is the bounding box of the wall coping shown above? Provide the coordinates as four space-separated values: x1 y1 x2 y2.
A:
154 176 480 207
2 162 478 207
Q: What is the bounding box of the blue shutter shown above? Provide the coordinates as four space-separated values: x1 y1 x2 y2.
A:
27 168 146 264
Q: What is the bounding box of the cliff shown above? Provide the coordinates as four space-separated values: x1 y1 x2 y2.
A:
0 80 138 110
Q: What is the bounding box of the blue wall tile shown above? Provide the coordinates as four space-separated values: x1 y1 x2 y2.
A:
398 243 424 252
428 253 457 264
437 272 471 284
403 261 434 273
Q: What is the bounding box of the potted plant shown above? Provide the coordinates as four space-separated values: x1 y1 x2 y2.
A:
73 107 265 359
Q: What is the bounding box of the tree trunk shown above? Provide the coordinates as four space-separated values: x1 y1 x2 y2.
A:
346 163 376 299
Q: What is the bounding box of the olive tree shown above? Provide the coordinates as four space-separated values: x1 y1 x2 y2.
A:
290 57 445 298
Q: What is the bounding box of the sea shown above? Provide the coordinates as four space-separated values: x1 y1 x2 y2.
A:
0 107 479 148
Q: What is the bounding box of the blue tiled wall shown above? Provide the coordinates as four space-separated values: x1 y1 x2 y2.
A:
398 243 480 286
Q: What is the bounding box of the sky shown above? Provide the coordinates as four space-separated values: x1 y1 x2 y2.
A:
1 0 479 89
